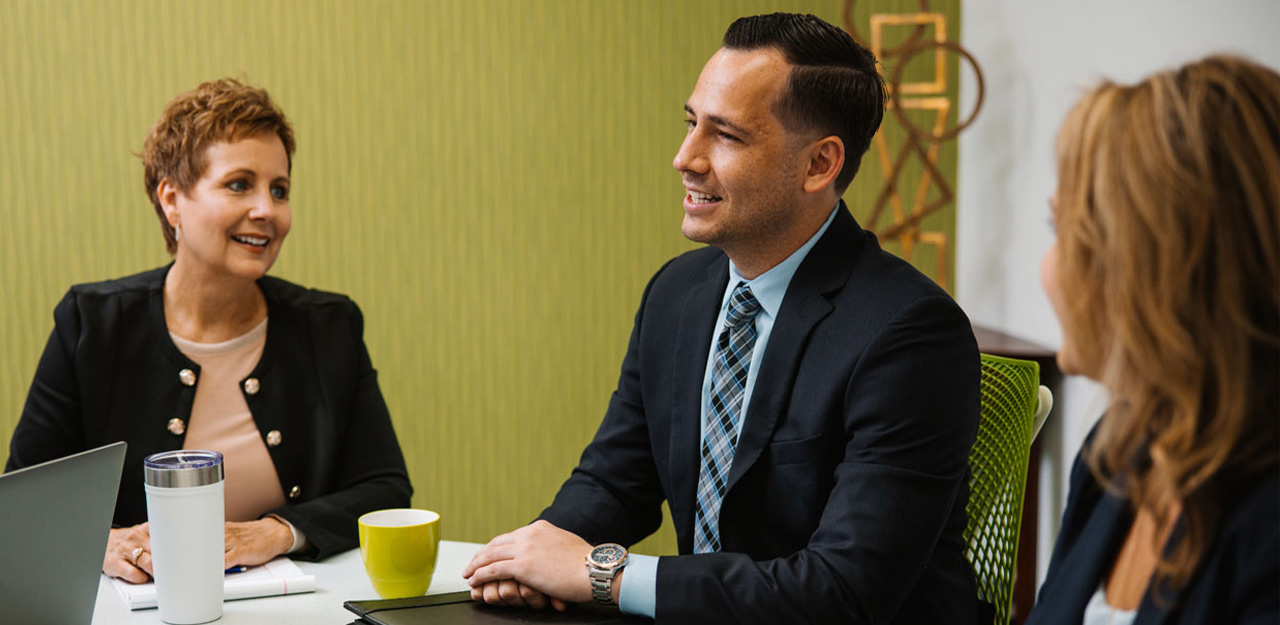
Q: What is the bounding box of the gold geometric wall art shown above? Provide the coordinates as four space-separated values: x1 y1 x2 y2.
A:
842 0 985 292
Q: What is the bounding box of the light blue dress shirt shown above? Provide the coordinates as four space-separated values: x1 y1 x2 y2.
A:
618 205 839 617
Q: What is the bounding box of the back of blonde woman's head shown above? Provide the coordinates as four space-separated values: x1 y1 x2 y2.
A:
1054 55 1279 598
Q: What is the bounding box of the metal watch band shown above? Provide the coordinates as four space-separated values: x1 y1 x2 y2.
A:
590 574 613 604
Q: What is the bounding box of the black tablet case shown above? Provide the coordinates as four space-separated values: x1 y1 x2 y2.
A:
345 591 652 624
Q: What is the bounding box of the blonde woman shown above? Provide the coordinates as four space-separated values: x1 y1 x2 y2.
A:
1029 56 1278 623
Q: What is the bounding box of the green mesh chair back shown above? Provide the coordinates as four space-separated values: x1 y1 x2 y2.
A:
966 354 1041 624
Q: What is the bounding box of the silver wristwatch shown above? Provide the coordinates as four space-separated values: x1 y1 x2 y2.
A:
585 543 628 605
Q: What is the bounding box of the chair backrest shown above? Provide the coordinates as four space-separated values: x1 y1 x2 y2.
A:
966 354 1041 624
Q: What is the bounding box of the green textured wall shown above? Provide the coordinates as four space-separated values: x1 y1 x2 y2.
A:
0 0 958 556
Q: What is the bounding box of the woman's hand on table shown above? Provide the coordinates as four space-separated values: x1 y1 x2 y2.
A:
224 517 294 568
104 523 153 583
105 517 293 583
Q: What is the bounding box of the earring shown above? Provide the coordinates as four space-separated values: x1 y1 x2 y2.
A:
174 224 182 243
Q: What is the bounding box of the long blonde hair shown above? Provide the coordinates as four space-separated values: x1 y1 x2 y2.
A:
1053 55 1280 598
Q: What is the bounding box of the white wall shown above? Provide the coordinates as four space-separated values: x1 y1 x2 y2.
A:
956 0 1280 585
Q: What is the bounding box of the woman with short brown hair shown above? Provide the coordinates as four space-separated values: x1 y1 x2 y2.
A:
6 78 412 582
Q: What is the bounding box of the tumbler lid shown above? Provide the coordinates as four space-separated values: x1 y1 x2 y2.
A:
144 450 224 488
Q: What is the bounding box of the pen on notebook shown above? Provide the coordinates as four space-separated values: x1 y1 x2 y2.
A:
225 566 248 574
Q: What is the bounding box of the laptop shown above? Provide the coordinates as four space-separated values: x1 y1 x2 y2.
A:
0 442 127 625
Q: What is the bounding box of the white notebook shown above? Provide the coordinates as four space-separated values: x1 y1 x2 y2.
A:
112 557 316 610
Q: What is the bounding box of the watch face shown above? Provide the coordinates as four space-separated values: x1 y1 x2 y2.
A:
591 544 626 568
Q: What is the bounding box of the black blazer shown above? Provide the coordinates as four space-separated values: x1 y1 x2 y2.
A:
540 206 982 624
1026 431 1279 625
5 266 412 559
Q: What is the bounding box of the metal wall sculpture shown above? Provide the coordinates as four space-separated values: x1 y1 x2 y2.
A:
843 0 984 291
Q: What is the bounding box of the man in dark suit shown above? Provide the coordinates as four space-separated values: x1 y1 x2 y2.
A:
463 13 980 624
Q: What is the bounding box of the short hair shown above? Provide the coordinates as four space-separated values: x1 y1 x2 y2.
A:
141 78 295 254
1054 55 1279 599
722 13 885 193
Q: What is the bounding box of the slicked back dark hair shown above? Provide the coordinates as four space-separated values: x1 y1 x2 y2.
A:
723 13 885 193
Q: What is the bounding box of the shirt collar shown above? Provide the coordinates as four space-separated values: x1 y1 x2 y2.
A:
725 202 841 319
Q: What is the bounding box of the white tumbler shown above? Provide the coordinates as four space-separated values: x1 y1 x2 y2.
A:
144 450 225 624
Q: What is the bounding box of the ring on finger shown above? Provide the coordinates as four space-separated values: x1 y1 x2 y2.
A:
130 547 145 566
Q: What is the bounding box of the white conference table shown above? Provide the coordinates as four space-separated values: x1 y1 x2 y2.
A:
92 540 483 624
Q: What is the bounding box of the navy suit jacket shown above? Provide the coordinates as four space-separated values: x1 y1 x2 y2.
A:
1027 430 1279 625
540 206 982 624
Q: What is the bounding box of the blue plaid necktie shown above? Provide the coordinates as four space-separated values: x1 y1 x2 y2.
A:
693 282 762 554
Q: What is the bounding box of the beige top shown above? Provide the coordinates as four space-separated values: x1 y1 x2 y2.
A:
172 318 287 522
